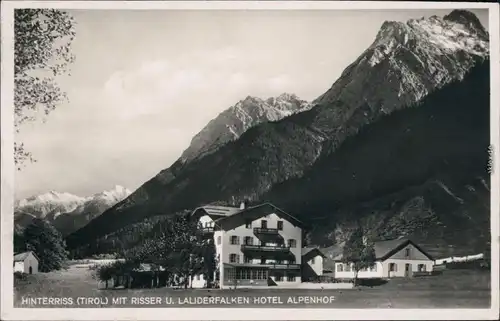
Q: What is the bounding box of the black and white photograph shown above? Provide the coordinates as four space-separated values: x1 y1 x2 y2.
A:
1 1 499 320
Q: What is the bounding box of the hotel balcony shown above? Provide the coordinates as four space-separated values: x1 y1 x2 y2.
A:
240 244 291 254
267 263 300 270
225 262 300 270
253 227 284 242
197 227 214 239
253 227 280 235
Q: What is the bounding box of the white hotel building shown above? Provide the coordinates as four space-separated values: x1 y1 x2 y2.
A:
189 202 324 289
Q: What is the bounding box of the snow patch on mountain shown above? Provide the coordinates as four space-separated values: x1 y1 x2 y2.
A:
368 12 488 69
15 186 132 233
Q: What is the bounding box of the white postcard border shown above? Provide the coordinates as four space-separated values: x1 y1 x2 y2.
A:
1 1 499 320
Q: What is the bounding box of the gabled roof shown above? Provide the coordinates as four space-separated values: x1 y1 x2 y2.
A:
333 238 434 261
191 205 241 220
213 203 305 230
14 251 39 262
301 247 326 261
375 238 434 261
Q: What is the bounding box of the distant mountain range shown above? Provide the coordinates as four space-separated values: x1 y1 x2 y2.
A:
180 93 311 163
66 10 491 259
14 185 131 236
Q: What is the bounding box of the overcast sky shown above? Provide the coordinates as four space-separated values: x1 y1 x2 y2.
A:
14 8 489 200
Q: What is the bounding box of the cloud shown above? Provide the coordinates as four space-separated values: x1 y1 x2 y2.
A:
15 45 319 199
100 46 300 126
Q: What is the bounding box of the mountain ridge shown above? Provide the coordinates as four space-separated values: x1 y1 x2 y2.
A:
66 10 490 255
15 185 132 236
180 92 311 163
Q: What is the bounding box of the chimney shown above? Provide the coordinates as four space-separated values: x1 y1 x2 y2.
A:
240 201 246 210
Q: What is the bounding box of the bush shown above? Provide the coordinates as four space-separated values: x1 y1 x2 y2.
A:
96 260 138 282
14 271 28 281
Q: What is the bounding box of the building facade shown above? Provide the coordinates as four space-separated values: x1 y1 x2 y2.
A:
13 251 39 274
333 239 434 279
301 247 326 281
191 202 311 289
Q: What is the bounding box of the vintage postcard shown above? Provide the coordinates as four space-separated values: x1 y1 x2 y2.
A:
1 1 499 320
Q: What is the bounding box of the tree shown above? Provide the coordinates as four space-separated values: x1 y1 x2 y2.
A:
201 239 217 288
23 218 68 272
14 232 26 254
342 226 376 286
14 9 75 168
128 214 204 288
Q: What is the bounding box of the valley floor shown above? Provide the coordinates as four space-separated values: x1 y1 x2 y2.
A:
14 265 490 309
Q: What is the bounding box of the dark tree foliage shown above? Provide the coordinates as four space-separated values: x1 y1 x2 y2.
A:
201 239 217 287
23 218 68 272
71 212 217 288
14 232 26 254
14 9 75 168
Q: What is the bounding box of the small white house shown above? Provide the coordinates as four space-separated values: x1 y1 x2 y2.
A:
14 251 39 274
333 239 434 279
188 273 208 289
301 247 326 281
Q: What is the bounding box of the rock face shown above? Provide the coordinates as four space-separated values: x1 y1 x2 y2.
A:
180 93 311 163
15 185 131 236
66 10 490 257
311 10 488 139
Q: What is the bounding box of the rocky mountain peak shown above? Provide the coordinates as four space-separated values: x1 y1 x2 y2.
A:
371 10 488 60
444 9 488 36
313 9 489 129
15 186 132 236
179 93 311 163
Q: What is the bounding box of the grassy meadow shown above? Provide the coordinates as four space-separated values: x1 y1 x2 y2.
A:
14 260 490 309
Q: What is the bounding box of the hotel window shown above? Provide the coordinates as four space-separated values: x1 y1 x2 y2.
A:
287 275 296 282
241 270 250 280
311 257 316 264
345 264 351 272
337 264 344 272
275 273 284 282
277 221 283 230
229 254 239 263
370 264 377 272
418 264 426 272
389 263 397 272
226 268 236 281
244 256 252 264
289 258 296 264
245 219 252 229
405 248 411 258
288 239 297 248
230 236 240 245
217 236 221 245
261 220 267 229
196 275 200 280
244 236 253 245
